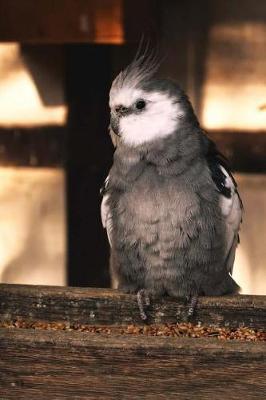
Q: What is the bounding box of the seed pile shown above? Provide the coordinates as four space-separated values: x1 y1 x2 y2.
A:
1 319 265 341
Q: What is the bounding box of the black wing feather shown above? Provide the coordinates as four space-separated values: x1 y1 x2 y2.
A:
203 135 243 208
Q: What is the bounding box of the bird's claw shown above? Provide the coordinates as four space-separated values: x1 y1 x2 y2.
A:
187 295 198 317
137 289 150 320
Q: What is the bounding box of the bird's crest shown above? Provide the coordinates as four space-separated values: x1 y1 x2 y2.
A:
110 43 160 94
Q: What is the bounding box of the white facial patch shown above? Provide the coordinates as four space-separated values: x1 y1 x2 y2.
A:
111 89 181 147
109 87 143 109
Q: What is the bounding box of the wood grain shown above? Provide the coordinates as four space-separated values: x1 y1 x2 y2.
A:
0 328 265 399
0 284 265 328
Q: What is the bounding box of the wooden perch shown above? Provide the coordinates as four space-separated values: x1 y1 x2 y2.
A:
0 328 265 400
0 283 266 328
0 284 265 399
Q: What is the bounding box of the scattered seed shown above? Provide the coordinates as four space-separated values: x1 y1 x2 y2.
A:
0 319 265 341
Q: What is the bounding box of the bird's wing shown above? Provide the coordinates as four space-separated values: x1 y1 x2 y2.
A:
100 176 113 247
206 141 243 274
218 165 243 273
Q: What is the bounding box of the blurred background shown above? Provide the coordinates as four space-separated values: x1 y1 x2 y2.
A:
0 0 265 294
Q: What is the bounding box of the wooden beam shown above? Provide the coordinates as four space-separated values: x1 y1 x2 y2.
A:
0 128 265 172
0 0 124 44
207 130 266 173
1 284 265 328
0 127 65 167
0 0 157 44
0 328 265 399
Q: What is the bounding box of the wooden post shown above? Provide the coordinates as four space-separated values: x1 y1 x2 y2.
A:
65 44 113 288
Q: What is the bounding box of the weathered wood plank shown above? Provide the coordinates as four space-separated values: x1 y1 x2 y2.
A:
0 328 265 399
0 284 265 328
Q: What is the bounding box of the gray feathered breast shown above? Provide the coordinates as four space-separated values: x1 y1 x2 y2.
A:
101 127 242 297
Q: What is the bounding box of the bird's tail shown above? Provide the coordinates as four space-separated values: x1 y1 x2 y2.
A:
203 274 240 296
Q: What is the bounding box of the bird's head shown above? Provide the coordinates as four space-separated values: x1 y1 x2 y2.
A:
109 53 196 147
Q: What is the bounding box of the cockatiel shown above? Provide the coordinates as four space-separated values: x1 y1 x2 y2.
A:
101 53 242 320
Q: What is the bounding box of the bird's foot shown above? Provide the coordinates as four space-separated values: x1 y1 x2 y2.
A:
120 284 140 294
186 295 198 318
137 289 151 321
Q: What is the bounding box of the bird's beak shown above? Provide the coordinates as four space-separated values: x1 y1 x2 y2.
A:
110 114 120 136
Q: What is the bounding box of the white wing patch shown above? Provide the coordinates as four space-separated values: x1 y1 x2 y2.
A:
100 176 113 247
219 166 242 273
101 193 109 229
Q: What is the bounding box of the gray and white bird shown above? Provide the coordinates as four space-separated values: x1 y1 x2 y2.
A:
101 53 242 320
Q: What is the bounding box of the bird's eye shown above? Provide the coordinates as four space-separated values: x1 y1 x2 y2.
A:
135 99 146 110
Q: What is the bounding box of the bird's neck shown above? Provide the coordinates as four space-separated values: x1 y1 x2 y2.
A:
109 127 203 190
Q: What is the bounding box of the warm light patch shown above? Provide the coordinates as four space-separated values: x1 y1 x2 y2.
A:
0 43 67 127
0 167 66 286
233 246 251 295
202 23 266 130
232 174 266 295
